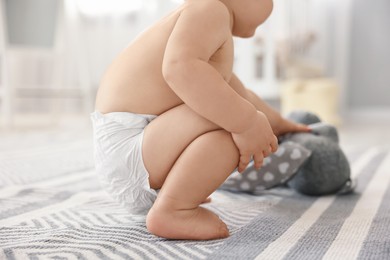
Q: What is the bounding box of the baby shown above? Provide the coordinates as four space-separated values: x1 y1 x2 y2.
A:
91 0 309 240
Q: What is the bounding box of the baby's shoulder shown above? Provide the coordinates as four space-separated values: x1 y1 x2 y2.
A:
182 0 230 20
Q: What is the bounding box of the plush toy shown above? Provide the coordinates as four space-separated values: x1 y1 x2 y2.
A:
220 111 355 196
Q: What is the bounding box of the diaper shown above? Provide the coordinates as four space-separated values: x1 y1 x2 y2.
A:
90 111 158 215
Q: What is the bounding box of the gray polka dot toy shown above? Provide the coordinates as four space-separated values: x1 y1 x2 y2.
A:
221 141 311 193
284 111 355 195
221 111 355 196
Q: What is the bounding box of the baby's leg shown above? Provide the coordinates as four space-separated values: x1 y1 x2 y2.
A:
147 130 238 240
143 105 239 240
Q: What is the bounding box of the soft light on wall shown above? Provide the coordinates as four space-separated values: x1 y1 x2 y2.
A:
76 0 143 16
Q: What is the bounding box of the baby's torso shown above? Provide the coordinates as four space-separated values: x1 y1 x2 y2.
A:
95 3 234 115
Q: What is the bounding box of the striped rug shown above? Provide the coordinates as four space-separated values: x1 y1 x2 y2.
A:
0 130 389 259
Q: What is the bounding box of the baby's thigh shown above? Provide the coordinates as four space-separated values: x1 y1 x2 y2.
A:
143 104 221 189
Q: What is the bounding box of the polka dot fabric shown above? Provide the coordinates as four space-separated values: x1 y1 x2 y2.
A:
221 142 312 193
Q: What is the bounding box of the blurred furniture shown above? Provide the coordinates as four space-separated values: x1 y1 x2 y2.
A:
281 78 341 125
0 0 11 127
0 0 93 129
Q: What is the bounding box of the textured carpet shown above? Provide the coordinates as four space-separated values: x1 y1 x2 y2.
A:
0 129 389 259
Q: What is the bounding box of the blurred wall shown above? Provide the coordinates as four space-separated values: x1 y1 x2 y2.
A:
348 0 390 109
4 0 389 114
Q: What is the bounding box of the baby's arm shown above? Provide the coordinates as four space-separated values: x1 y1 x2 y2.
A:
229 74 310 136
163 1 277 171
163 2 254 133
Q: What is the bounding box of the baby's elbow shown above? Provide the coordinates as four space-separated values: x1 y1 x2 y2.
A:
162 56 200 86
162 58 184 85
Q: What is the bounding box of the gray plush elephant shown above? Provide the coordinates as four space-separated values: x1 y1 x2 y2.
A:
220 111 355 196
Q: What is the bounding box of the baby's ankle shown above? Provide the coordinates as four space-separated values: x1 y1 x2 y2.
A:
146 204 194 238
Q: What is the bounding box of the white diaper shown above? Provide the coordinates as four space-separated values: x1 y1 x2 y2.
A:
90 111 158 215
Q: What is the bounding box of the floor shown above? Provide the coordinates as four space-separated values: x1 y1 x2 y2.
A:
338 119 390 151
1 113 389 259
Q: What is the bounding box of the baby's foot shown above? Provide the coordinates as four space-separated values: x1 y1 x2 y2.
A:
146 204 229 240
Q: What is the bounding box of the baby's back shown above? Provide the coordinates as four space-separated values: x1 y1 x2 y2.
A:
95 1 233 115
95 8 184 115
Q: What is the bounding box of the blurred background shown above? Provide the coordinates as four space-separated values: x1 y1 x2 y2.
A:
0 0 389 133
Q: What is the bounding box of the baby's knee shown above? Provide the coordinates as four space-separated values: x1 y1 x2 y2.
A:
200 130 240 166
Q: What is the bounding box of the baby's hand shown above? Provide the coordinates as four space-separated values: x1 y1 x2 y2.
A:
231 111 278 173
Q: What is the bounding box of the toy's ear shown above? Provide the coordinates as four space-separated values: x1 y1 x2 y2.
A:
309 122 339 143
287 110 322 125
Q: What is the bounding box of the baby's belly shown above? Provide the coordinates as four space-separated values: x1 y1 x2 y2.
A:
125 90 183 115
97 83 183 116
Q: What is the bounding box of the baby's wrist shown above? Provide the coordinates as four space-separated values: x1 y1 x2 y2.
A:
231 108 259 134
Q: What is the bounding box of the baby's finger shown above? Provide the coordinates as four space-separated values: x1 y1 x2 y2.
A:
253 152 264 169
295 123 312 133
262 146 272 157
238 154 251 173
270 135 278 152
